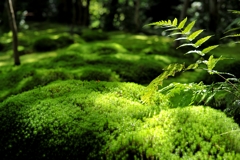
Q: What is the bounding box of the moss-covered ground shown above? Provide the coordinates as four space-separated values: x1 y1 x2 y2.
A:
0 23 240 159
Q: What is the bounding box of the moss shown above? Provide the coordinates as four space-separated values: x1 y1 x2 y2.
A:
91 43 127 55
80 69 120 81
106 106 240 159
0 66 74 102
0 80 163 159
81 29 109 42
33 36 58 52
54 34 74 48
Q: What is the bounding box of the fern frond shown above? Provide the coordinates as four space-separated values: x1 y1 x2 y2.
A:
221 34 240 39
185 45 219 57
224 27 240 34
215 71 236 77
204 92 216 105
194 36 213 48
204 55 225 74
141 63 185 103
187 29 204 41
185 62 200 70
224 17 240 33
177 17 187 29
228 10 240 14
182 20 196 34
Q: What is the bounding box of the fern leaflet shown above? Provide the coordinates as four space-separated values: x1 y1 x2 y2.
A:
188 29 204 41
182 20 196 34
201 45 219 54
194 36 212 48
177 17 187 29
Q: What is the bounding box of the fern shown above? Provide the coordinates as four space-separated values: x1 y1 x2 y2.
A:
141 63 185 103
142 18 220 103
222 10 240 42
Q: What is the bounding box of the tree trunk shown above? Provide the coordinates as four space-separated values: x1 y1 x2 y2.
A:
134 0 140 32
209 0 218 33
6 0 20 65
70 0 77 34
83 0 90 27
103 0 119 31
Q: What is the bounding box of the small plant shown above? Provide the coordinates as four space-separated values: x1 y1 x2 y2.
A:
141 17 239 105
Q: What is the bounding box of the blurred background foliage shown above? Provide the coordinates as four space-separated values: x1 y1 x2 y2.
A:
1 0 240 36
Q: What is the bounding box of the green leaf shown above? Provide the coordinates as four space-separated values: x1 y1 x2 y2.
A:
182 21 196 34
177 43 195 49
165 27 179 32
221 34 240 39
194 36 212 48
206 55 223 74
172 18 178 26
188 30 204 41
224 26 240 34
168 20 172 25
185 50 203 56
177 17 187 29
169 32 184 37
228 9 240 14
175 37 188 41
202 45 219 54
185 63 199 70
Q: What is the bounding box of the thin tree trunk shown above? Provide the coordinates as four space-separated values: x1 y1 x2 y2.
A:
70 0 76 34
103 0 119 31
209 0 218 33
6 0 20 65
83 0 90 27
134 0 140 32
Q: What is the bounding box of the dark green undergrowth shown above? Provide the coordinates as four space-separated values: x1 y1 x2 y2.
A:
0 40 179 102
0 80 239 159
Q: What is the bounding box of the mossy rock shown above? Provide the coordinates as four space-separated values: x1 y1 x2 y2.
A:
50 52 87 68
81 29 109 42
33 37 58 52
0 80 162 159
54 34 74 48
107 106 240 159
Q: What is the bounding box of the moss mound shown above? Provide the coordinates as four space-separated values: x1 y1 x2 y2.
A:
33 37 58 52
107 106 240 159
0 80 162 159
0 80 239 159
81 29 109 42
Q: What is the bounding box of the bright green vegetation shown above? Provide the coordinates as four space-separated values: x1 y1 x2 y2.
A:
0 23 240 159
0 80 239 159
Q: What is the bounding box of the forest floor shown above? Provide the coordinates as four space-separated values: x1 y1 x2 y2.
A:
0 23 240 159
